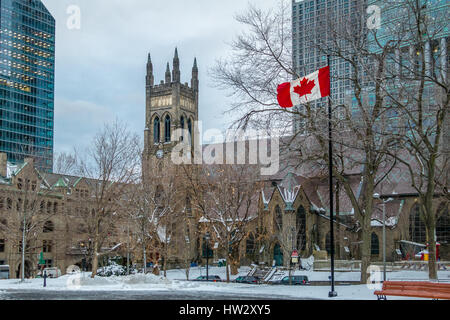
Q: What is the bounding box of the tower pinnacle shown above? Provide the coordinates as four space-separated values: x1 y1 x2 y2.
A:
172 47 180 83
146 52 154 87
165 62 171 83
191 57 198 92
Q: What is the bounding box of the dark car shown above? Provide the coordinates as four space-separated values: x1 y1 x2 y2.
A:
234 276 260 284
194 275 222 282
275 275 309 285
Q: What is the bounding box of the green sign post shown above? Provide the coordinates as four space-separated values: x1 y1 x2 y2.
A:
38 252 45 265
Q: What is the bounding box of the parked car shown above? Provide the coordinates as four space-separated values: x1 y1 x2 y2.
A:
43 267 61 278
193 275 222 282
274 275 309 285
234 276 260 284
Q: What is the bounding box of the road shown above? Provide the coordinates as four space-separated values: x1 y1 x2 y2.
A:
0 289 317 300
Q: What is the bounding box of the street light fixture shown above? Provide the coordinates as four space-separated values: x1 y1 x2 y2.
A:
374 194 394 282
205 232 210 281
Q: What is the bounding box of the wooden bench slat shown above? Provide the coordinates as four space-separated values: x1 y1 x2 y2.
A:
375 281 450 300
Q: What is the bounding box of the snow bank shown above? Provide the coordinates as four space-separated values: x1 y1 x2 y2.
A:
0 268 448 300
113 274 171 285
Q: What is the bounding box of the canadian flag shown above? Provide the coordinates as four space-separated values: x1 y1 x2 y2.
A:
277 66 330 108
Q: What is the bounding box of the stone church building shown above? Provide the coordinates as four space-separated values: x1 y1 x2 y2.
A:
139 49 449 270
0 49 448 279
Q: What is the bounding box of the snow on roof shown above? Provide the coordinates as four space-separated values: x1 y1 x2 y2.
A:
371 216 398 227
199 216 209 223
6 162 19 178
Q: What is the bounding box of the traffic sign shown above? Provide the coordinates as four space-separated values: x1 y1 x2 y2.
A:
291 250 299 258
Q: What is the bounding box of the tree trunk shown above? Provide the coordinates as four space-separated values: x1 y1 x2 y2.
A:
289 261 292 285
91 238 99 278
185 265 190 280
229 253 239 277
143 244 147 274
360 218 372 284
163 245 168 278
225 255 230 283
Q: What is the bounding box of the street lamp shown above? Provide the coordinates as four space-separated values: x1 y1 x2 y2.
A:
205 232 210 281
374 194 394 281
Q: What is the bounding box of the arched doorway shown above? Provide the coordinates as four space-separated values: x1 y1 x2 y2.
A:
16 260 32 279
273 243 283 266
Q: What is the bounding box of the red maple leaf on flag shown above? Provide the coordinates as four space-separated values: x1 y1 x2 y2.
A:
293 78 315 98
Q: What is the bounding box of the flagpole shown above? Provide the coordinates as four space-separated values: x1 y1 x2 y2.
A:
327 54 337 298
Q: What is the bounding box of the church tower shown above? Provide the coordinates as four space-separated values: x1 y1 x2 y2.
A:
143 48 199 181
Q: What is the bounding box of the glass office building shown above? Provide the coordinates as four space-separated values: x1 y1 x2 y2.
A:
366 0 449 141
0 0 55 172
291 0 366 133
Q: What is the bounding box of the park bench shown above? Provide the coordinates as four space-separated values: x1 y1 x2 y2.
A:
374 281 450 300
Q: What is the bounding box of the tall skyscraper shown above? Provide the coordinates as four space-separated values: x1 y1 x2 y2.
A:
0 0 55 172
291 0 365 133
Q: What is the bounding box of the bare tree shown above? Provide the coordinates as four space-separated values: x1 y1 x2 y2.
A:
367 0 449 280
76 120 141 278
0 159 57 281
185 163 260 283
53 151 78 175
211 1 400 283
129 171 183 277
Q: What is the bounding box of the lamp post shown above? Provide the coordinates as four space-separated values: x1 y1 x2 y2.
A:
374 194 394 282
205 232 210 281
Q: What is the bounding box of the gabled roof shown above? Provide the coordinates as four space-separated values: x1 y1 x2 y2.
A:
53 177 68 188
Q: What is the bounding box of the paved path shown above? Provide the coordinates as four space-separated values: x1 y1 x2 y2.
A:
0 289 319 300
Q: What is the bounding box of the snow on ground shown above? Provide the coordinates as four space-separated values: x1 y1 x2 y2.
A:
0 267 448 300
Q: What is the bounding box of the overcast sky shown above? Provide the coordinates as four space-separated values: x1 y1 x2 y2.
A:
40 0 276 154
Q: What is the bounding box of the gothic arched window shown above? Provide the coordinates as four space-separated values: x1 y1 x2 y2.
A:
187 118 192 143
296 206 306 251
180 116 185 141
371 233 379 255
436 203 449 243
410 204 426 243
246 234 255 254
153 117 160 144
164 115 171 143
275 205 282 231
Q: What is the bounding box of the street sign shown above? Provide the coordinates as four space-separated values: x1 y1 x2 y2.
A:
291 250 299 264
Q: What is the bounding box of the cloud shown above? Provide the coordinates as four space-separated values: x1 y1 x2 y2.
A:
41 0 277 155
54 98 114 153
